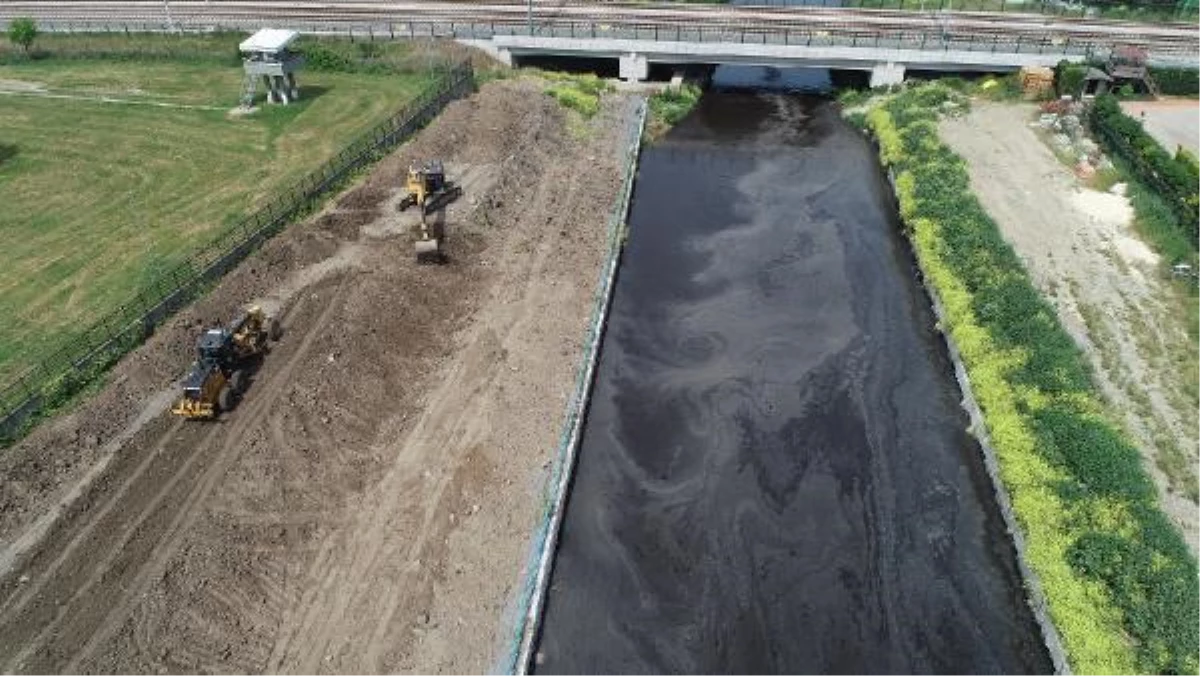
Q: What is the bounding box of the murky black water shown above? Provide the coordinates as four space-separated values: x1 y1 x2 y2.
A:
533 92 1051 674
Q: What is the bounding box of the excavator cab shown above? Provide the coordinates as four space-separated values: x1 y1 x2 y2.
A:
398 160 462 264
420 160 447 195
400 162 447 215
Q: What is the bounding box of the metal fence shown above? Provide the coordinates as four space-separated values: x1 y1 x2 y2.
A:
746 0 1196 19
0 60 475 441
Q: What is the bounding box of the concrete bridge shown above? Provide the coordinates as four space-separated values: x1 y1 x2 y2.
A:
487 34 1090 85
6 1 1198 85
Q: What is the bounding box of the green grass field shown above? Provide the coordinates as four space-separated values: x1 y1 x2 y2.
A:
0 58 433 382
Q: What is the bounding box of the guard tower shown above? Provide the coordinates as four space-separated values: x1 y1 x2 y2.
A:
239 29 304 107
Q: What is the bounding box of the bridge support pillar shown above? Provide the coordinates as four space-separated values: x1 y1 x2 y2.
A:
496 47 514 67
869 62 906 89
619 52 649 82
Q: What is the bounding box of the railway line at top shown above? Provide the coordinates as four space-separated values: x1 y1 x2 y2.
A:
3 0 1197 56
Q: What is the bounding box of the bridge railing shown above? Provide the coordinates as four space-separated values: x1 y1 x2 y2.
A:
524 21 1113 57
23 17 1197 60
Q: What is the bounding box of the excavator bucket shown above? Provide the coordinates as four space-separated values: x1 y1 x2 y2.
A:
415 237 443 264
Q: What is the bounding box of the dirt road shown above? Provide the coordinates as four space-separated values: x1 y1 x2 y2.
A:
941 102 1199 553
0 78 636 673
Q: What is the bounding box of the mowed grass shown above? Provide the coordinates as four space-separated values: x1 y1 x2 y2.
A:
0 59 432 381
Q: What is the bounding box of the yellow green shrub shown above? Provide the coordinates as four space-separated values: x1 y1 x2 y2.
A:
865 86 1198 675
545 84 600 118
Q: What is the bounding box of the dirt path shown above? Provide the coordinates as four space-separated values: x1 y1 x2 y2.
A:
940 102 1199 553
0 78 636 673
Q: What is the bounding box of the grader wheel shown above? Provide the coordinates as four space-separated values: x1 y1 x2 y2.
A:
217 384 235 413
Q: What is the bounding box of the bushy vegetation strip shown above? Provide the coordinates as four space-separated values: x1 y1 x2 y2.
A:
862 84 1198 674
1088 93 1200 248
1149 66 1200 96
541 71 613 118
645 83 702 141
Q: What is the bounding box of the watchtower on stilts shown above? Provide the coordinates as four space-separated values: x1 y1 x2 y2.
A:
239 29 304 107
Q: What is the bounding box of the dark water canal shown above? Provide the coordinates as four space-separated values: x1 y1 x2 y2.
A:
533 84 1051 674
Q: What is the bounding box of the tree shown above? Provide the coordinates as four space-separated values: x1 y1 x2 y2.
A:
8 18 38 54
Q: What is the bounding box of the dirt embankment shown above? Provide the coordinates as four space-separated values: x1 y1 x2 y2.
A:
0 77 636 673
940 102 1199 553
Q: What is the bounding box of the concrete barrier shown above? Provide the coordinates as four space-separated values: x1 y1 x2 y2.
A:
502 96 648 675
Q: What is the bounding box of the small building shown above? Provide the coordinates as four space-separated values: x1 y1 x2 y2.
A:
1083 67 1114 96
1105 44 1160 98
239 29 304 107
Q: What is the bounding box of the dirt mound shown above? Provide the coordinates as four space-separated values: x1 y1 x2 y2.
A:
315 209 378 240
335 183 389 211
0 77 637 673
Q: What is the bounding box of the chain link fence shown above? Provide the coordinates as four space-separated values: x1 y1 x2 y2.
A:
0 60 475 442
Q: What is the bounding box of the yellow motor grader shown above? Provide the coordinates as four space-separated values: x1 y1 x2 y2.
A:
171 306 281 419
398 160 462 264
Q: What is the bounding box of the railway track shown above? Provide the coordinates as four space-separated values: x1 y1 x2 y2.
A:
2 1 1196 57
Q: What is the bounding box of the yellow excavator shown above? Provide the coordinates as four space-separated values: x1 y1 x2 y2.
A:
398 160 462 264
171 306 280 419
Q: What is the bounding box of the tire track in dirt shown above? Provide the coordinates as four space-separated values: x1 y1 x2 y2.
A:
264 282 502 674
361 173 582 670
63 277 355 672
0 414 185 621
81 222 472 672
0 388 177 582
0 412 205 672
265 99 598 674
0 278 348 673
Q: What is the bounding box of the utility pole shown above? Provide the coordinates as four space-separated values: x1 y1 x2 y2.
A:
163 0 175 32
527 0 533 35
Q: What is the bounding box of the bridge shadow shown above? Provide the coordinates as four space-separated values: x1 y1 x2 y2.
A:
512 54 619 79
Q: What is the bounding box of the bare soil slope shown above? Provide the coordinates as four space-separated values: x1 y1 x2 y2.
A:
941 102 1199 553
0 78 635 673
